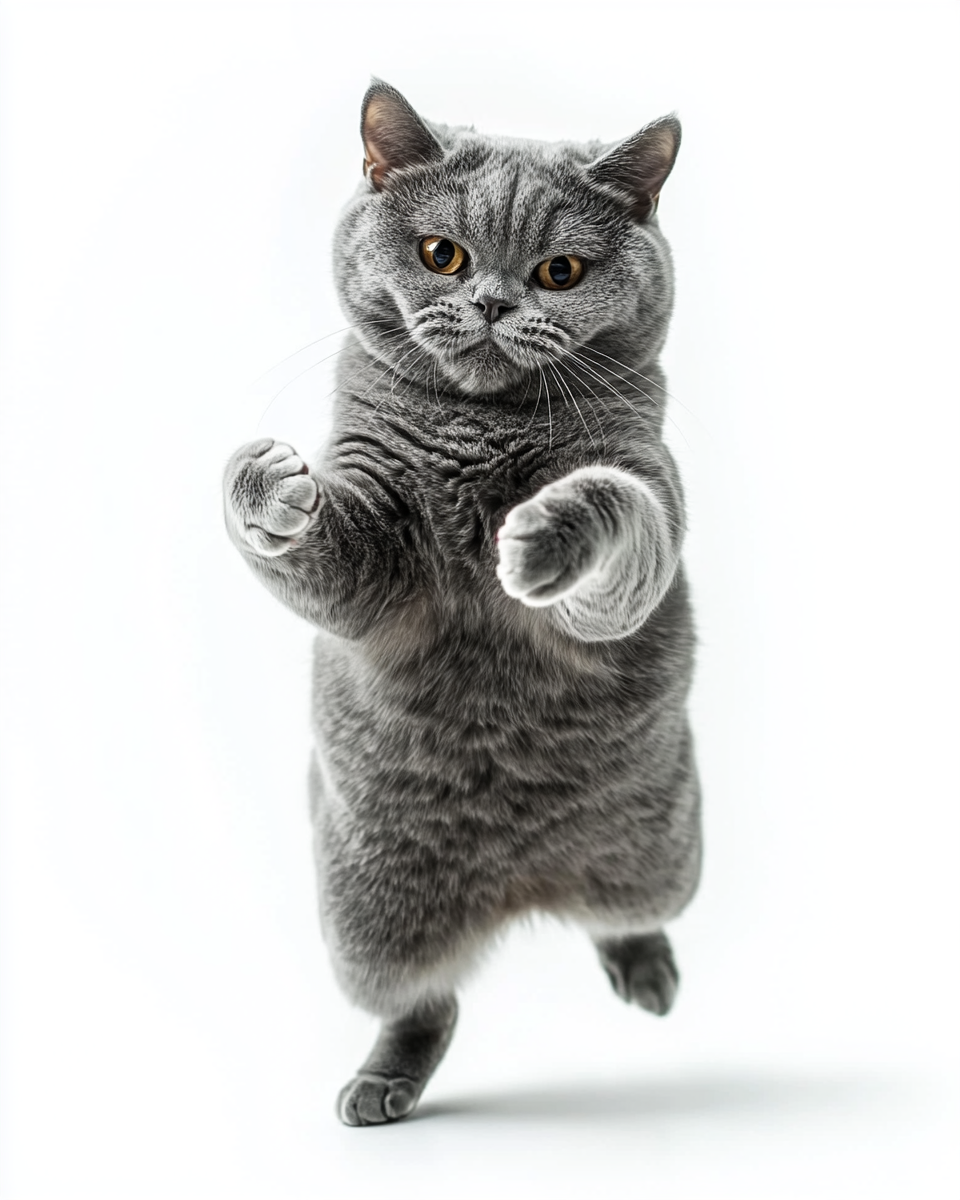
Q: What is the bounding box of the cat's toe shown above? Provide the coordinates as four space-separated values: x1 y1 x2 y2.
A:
627 956 679 1015
337 1074 418 1127
278 473 320 512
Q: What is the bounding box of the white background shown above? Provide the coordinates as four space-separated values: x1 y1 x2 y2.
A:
1 1 958 1197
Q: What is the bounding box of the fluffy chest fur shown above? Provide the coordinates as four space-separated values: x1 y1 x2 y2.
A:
308 351 696 926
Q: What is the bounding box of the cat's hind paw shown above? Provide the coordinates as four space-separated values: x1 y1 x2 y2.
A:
223 438 321 557
337 1073 420 1126
596 931 679 1016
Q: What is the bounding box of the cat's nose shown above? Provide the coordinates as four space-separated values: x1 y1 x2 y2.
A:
475 294 514 324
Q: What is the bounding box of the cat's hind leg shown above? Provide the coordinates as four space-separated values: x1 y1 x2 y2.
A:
337 993 458 1127
593 930 679 1016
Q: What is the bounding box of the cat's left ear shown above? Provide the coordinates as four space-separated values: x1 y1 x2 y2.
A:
361 79 444 191
587 115 681 222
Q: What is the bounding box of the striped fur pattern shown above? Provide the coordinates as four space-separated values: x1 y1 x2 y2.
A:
224 82 701 1124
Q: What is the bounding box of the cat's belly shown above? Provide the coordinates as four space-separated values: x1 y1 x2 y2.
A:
308 595 700 967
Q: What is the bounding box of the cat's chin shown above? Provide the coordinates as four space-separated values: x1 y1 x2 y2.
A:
439 345 528 397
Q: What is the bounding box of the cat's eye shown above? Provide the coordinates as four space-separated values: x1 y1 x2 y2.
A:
419 236 468 275
535 255 584 291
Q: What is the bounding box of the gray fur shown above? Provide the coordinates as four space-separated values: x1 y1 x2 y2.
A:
223 81 700 1125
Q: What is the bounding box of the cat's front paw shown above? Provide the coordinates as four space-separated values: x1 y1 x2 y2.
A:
496 481 605 606
224 438 321 557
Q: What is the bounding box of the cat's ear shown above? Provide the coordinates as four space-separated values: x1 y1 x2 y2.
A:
587 115 681 222
360 80 444 191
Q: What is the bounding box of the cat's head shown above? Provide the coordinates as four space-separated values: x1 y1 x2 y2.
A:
333 81 680 398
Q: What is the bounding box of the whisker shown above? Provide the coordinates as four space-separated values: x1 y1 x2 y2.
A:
514 368 536 411
525 366 545 432
255 335 409 438
560 359 608 452
257 326 408 429
545 368 554 449
254 318 405 382
266 344 351 405
339 343 425 418
372 345 432 417
578 344 670 401
430 359 445 418
566 352 649 419
580 345 700 424
551 363 598 449
574 348 664 410
567 351 691 451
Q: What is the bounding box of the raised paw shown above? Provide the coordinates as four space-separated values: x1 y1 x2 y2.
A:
496 480 605 606
223 438 321 557
337 1073 420 1127
597 932 679 1017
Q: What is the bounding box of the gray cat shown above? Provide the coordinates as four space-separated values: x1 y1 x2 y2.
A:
223 81 700 1126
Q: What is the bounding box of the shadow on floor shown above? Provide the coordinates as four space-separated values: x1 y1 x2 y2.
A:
415 1067 900 1124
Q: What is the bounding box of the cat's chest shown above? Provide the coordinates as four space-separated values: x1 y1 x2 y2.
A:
333 405 584 588
395 424 564 560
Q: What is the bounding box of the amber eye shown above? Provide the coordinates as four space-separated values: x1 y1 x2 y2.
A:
419 236 467 275
536 255 584 290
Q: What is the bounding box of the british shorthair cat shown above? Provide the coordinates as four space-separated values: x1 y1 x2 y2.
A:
223 80 700 1125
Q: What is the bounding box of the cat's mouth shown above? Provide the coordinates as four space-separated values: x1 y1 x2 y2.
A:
439 336 529 395
418 322 566 396
459 329 554 368
458 336 507 361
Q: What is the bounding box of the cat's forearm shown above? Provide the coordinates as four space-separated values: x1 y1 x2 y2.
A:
234 498 408 636
498 463 684 642
224 440 409 637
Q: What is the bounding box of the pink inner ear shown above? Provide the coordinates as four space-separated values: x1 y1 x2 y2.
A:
362 97 408 189
362 139 386 190
362 151 381 187
587 115 681 223
362 100 387 173
360 86 443 191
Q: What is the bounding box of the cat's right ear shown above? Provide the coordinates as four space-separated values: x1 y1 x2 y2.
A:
361 80 444 191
